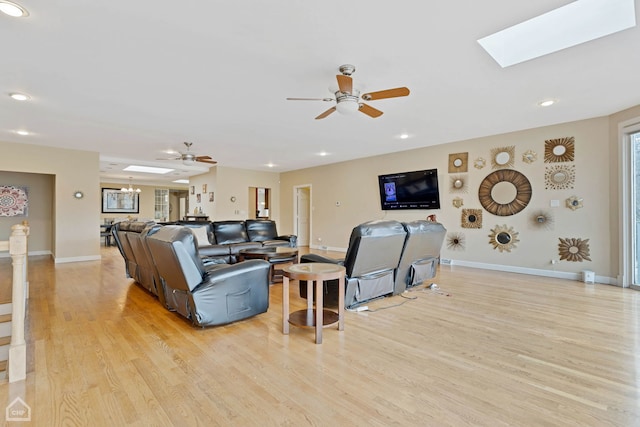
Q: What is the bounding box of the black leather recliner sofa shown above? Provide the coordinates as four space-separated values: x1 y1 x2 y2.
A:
145 225 270 326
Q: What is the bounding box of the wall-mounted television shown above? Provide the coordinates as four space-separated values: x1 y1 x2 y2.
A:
378 168 441 210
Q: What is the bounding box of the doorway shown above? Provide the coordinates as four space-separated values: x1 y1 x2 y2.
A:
294 185 311 247
631 130 640 288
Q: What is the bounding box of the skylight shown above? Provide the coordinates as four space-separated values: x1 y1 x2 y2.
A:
172 179 189 184
124 165 174 174
478 0 636 67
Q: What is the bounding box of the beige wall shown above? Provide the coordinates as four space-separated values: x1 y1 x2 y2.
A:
188 166 281 223
281 115 614 280
0 140 100 262
0 171 54 254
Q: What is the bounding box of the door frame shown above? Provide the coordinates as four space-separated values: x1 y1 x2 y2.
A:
293 184 312 247
619 117 640 288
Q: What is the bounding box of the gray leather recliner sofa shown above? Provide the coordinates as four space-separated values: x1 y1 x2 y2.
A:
394 220 446 294
145 225 270 326
299 220 407 308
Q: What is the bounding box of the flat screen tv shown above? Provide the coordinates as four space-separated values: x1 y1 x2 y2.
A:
378 168 441 210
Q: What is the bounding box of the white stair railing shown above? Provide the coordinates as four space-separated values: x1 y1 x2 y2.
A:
0 221 29 383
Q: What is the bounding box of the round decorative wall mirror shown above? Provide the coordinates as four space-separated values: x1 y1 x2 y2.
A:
552 145 567 156
495 152 510 165
478 169 532 216
73 191 84 199
461 208 482 229
468 214 477 223
490 181 517 204
453 179 463 189
496 232 511 245
453 158 463 167
552 171 568 184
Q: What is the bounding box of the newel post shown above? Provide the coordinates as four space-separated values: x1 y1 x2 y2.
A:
8 223 28 383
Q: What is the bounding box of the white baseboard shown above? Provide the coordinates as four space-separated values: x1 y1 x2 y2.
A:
440 258 617 286
309 244 347 252
0 250 51 259
54 255 101 264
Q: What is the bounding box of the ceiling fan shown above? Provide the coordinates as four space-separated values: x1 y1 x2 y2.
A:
286 64 410 120
158 142 217 166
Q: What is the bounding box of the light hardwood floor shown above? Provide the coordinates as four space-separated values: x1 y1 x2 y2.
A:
0 246 639 426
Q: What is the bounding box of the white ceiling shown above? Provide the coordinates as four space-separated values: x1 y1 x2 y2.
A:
1 1 639 185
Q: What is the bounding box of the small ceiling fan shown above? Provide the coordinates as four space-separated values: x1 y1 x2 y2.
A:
287 64 410 120
158 142 217 166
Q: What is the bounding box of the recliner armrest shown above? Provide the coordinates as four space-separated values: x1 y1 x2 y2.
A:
300 253 345 265
276 235 297 247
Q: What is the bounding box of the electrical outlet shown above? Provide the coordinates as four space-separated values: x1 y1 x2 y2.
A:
440 258 452 265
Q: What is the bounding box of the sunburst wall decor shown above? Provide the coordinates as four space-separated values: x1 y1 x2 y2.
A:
544 137 575 163
452 197 464 208
461 208 482 228
566 195 583 210
450 175 468 193
544 165 575 190
558 237 591 262
522 150 537 164
447 232 466 251
478 169 532 216
531 210 554 230
491 146 515 169
488 224 519 252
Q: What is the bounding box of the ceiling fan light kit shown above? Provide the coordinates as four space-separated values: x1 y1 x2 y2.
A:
287 64 410 120
158 142 217 166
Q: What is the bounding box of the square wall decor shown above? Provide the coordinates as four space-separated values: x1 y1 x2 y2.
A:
448 152 469 173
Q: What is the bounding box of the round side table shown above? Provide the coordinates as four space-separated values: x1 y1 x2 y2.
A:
282 263 345 344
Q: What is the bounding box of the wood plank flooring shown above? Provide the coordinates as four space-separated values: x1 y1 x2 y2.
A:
0 246 639 426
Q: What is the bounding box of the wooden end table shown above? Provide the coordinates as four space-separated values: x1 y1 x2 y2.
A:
282 263 345 344
238 247 299 283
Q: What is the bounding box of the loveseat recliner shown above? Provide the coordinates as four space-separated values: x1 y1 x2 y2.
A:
299 220 407 308
145 225 270 326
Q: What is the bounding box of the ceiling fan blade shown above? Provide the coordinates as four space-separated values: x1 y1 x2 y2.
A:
359 103 384 118
315 107 336 120
287 97 334 101
195 157 217 164
156 157 181 161
361 87 410 101
336 75 352 94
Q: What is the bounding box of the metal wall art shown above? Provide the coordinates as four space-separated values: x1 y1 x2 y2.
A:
452 197 464 208
474 157 486 169
558 237 591 262
488 224 519 252
450 175 468 193
531 210 554 230
566 195 583 210
544 165 575 190
461 208 482 229
544 137 575 163
447 232 466 251
490 146 515 169
522 150 537 164
448 152 468 173
478 169 532 216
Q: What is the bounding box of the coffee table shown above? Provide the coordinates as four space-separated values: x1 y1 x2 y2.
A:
282 263 345 344
238 247 299 283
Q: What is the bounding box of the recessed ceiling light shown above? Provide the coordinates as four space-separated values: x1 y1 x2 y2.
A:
15 130 29 136
172 179 189 184
9 92 30 101
400 133 409 139
124 165 174 174
478 0 636 67
317 151 329 157
539 99 555 107
0 1 29 17
265 163 276 168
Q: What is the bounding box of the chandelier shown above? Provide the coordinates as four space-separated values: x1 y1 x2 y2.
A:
121 177 141 193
